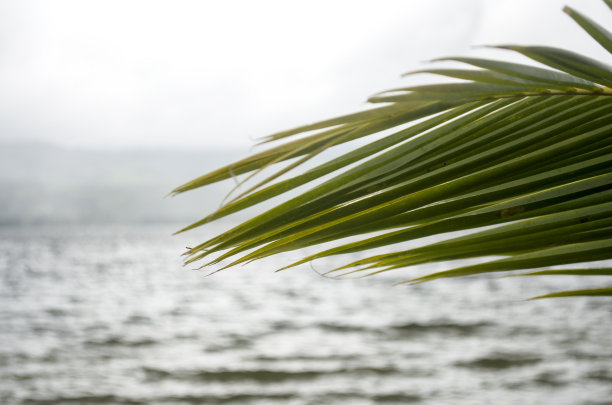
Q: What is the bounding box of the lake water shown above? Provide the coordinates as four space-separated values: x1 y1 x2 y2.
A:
1 224 611 405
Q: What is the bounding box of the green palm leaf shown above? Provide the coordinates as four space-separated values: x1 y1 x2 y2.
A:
172 2 612 299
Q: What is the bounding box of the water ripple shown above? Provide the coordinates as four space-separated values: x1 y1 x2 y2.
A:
1 224 610 405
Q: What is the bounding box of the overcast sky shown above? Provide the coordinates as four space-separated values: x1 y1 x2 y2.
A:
0 0 611 149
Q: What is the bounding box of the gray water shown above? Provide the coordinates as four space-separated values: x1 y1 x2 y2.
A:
1 224 611 405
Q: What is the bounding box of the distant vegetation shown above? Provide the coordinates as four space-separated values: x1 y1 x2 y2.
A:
0 142 240 225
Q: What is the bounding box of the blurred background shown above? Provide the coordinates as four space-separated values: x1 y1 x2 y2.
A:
1 1 611 404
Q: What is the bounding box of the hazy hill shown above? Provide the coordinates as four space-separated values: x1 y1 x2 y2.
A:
0 142 245 225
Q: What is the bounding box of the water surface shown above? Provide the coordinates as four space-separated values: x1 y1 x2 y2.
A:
1 224 611 404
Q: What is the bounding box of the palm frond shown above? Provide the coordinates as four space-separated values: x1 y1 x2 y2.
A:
172 2 612 299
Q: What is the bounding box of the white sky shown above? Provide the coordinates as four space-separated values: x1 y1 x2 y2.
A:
0 0 611 149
